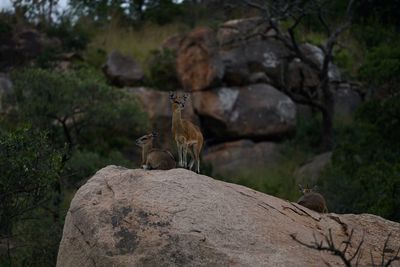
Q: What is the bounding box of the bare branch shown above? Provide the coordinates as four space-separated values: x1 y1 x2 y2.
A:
290 228 365 267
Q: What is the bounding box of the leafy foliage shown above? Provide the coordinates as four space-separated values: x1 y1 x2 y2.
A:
0 127 62 266
146 48 180 91
359 42 400 93
321 95 400 221
0 127 62 235
63 150 133 188
9 67 148 154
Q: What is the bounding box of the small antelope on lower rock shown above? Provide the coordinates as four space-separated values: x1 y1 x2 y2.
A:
297 184 328 213
135 132 176 170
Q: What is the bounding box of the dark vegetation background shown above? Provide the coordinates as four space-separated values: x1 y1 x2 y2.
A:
0 0 399 265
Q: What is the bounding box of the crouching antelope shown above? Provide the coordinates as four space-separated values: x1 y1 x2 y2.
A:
136 132 176 170
297 184 328 213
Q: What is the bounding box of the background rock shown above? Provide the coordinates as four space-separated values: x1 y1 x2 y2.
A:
219 39 290 86
102 50 144 87
294 152 332 185
0 27 61 71
299 43 341 82
0 73 13 113
217 17 276 48
57 166 400 267
203 140 281 177
192 84 296 140
161 34 184 53
176 27 224 91
332 83 363 120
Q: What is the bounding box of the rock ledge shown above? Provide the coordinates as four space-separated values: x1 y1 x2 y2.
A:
57 166 400 267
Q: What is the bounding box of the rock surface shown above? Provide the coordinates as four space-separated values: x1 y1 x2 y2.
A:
219 39 290 86
332 83 362 120
103 50 144 87
0 27 61 71
58 166 400 267
203 140 281 177
0 73 13 113
217 17 276 48
192 84 296 140
294 152 332 185
176 27 224 91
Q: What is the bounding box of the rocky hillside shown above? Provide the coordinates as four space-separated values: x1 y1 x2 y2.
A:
117 17 362 177
57 166 400 267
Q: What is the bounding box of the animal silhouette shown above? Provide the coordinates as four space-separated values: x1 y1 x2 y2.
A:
136 132 176 170
169 92 203 173
297 184 328 213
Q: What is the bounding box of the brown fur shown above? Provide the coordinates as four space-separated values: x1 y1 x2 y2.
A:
297 185 328 213
170 92 203 173
136 133 176 170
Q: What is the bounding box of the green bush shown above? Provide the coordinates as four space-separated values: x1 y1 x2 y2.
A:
359 42 400 91
63 150 134 188
9 67 148 154
352 23 398 49
320 95 400 221
0 127 62 266
146 48 180 91
46 16 92 52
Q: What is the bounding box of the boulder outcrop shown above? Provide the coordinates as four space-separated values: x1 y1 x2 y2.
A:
57 166 400 267
192 84 296 140
176 27 224 91
103 50 144 87
294 152 333 185
217 17 276 48
203 140 281 177
0 73 13 113
0 27 61 71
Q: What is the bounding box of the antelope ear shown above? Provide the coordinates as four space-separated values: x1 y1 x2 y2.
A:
169 91 175 100
183 93 189 101
312 185 318 191
298 184 303 192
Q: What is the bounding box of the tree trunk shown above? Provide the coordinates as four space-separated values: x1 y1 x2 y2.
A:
321 87 334 151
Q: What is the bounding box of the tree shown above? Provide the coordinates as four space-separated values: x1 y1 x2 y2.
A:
69 0 182 25
0 127 62 265
5 66 148 187
237 0 354 150
8 67 147 156
320 94 400 221
11 0 59 25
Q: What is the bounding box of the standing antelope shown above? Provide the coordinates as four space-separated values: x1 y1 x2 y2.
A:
136 132 176 170
297 184 328 213
169 92 203 173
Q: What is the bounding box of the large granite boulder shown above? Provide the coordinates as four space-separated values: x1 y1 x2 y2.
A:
0 73 13 113
102 50 144 87
203 140 281 177
57 166 400 267
192 84 296 140
219 39 291 86
332 82 363 120
161 34 184 53
294 152 332 185
217 17 276 48
0 27 61 71
299 43 341 82
176 27 224 91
